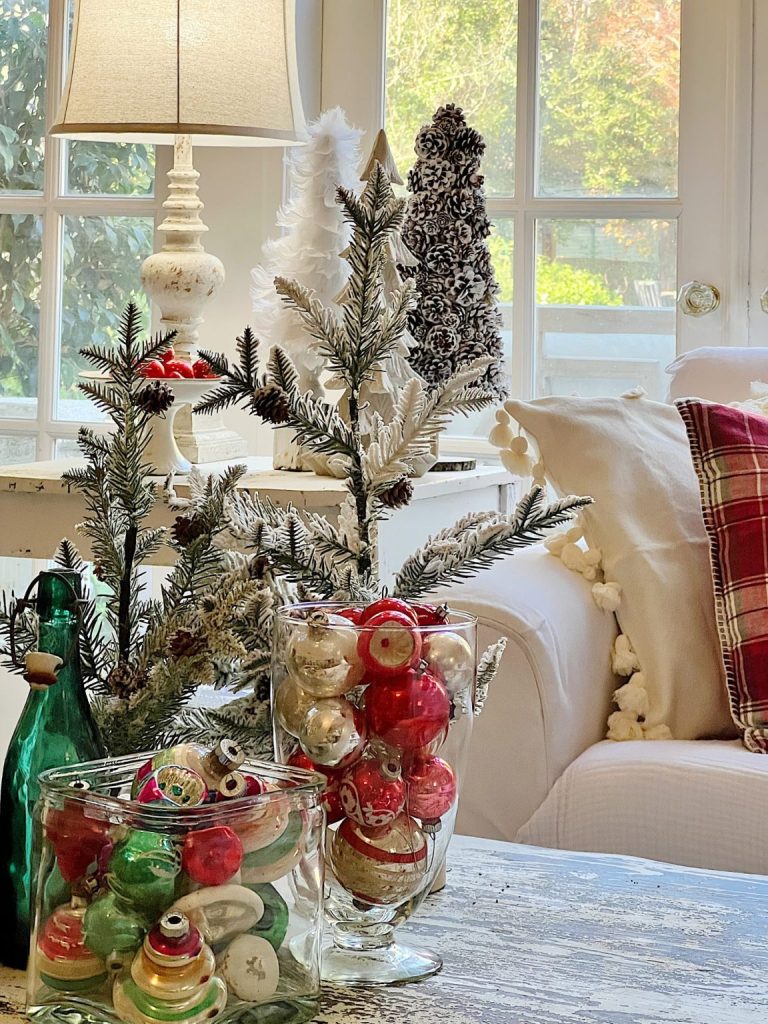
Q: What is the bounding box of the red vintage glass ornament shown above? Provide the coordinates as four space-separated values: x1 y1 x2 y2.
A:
181 826 243 886
339 759 406 831
359 598 418 625
366 667 450 751
337 607 363 624
36 899 107 992
405 756 457 825
288 750 345 823
357 611 422 681
44 800 113 883
410 602 449 627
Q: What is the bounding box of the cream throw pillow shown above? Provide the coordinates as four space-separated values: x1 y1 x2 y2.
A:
506 394 735 741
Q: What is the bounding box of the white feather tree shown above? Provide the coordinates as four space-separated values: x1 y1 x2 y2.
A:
251 108 362 469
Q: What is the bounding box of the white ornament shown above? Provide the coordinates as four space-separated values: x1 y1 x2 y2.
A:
489 410 514 449
219 934 280 1003
423 631 475 695
170 885 264 946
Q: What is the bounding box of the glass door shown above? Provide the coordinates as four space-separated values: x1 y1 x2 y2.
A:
321 0 753 427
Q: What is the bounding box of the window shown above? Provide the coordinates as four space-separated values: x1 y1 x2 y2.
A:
384 0 682 434
0 0 160 461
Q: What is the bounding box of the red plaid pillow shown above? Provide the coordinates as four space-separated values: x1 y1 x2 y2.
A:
677 399 768 752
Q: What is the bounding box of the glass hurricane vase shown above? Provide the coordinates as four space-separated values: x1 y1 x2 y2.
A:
272 601 477 986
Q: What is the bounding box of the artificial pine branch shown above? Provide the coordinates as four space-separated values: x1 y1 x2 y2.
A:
393 492 593 599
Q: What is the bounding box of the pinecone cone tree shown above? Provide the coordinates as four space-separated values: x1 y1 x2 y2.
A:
400 104 506 398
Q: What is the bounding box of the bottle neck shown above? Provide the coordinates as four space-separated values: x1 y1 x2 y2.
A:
37 616 86 705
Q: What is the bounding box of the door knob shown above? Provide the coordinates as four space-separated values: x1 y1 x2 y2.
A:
677 280 720 317
760 288 768 314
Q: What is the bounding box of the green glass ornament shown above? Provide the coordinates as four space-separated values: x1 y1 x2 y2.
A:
83 892 148 968
107 831 181 918
0 570 105 969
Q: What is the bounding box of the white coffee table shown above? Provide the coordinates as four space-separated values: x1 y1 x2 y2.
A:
2 836 765 1023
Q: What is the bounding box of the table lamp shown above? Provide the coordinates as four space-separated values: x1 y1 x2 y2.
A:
51 0 305 367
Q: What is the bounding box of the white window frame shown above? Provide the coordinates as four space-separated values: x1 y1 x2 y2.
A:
0 0 166 462
321 0 753 453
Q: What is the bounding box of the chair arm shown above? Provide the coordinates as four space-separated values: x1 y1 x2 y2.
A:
436 545 619 841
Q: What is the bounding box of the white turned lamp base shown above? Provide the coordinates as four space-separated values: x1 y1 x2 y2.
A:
141 134 248 467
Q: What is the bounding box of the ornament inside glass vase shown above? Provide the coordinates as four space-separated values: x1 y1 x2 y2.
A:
272 600 477 986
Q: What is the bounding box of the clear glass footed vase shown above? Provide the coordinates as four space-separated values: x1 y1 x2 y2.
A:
272 601 477 986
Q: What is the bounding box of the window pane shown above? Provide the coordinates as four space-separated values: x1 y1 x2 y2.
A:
58 215 154 420
535 219 676 400
0 0 48 192
54 437 80 459
385 0 517 195
537 0 680 198
0 433 36 464
65 141 156 197
0 213 41 418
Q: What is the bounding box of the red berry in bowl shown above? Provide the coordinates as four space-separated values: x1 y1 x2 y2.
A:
357 610 422 680
359 598 418 625
164 359 195 379
139 359 166 378
192 358 217 379
165 371 183 379
161 348 175 363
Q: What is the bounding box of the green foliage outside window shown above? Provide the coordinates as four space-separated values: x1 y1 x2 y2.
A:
0 0 154 407
386 0 680 306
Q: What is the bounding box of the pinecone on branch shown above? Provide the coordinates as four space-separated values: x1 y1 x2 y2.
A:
107 662 148 700
249 554 271 580
135 381 175 416
168 628 208 659
250 383 290 424
172 515 208 548
380 476 414 510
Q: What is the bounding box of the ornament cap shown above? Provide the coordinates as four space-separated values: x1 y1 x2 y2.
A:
210 738 245 771
159 911 189 940
217 771 248 799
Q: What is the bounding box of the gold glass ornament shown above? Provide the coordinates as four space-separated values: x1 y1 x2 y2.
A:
328 814 428 906
112 911 227 1024
286 613 364 698
298 697 366 768
273 675 318 737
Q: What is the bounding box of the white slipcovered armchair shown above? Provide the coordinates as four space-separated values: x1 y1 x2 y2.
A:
451 347 768 875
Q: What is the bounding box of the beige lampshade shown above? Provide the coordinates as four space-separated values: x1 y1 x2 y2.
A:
51 0 305 146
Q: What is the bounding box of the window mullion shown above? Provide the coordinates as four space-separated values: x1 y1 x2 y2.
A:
36 0 68 452
509 0 538 400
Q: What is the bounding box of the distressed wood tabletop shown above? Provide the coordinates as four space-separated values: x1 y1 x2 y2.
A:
2 836 766 1023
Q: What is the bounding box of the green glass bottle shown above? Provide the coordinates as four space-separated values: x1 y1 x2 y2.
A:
0 570 105 968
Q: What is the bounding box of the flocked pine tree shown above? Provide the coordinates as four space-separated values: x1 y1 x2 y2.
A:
400 104 506 398
0 305 282 757
326 129 434 476
195 164 590 686
251 107 362 469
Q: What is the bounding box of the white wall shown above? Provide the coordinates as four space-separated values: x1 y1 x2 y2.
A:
179 0 325 456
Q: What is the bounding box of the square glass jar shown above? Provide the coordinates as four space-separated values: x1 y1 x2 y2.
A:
28 753 325 1024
